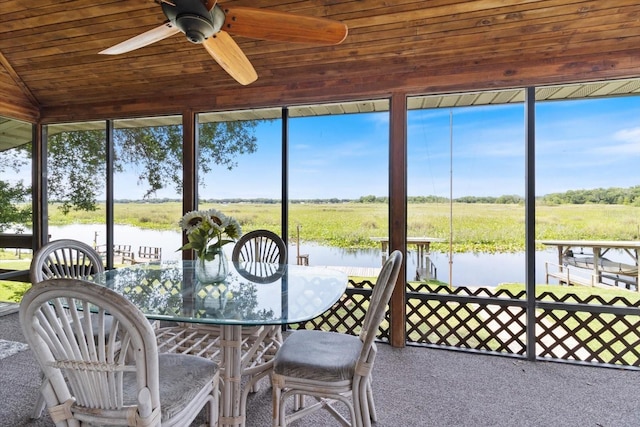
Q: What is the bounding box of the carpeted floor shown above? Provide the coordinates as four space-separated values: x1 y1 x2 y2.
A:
2 308 640 427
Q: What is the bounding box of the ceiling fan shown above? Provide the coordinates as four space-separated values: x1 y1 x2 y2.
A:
99 0 348 86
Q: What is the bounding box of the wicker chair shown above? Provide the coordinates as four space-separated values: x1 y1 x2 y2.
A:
30 239 104 283
271 250 403 427
233 229 288 284
232 229 287 264
231 229 287 386
29 239 106 419
20 278 219 426
228 230 288 393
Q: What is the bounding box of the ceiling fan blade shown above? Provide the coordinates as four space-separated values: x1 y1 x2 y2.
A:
204 0 217 11
202 31 257 86
99 22 180 55
222 6 348 45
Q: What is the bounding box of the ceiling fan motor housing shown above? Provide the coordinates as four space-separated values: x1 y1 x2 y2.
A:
161 0 217 44
179 14 214 43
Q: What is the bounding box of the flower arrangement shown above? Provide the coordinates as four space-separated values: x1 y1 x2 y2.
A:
178 209 242 261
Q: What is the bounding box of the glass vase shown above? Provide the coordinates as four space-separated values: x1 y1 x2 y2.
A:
195 248 229 284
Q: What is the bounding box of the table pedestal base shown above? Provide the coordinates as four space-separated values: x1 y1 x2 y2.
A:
155 323 281 427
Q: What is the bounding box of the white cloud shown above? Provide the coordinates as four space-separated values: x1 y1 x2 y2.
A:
604 127 640 155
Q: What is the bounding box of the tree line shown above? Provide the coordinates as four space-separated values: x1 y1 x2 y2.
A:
538 186 640 206
358 187 640 205
114 187 640 205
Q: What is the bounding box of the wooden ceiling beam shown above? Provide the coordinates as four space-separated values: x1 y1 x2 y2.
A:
3 0 640 123
0 50 40 118
39 45 640 123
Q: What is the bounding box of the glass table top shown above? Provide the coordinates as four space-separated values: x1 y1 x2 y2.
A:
94 260 348 326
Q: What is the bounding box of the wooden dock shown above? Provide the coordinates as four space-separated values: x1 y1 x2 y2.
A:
540 240 640 291
544 262 595 287
371 236 444 281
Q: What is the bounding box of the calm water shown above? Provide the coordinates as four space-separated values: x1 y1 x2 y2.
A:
43 224 631 287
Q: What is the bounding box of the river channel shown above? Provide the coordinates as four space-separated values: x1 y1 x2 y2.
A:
43 224 623 287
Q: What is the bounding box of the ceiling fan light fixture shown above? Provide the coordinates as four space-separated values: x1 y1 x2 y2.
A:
176 14 214 43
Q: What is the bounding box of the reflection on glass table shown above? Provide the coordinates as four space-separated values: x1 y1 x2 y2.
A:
93 260 347 427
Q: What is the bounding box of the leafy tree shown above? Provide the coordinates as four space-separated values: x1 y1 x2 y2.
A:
495 194 524 204
358 195 377 203
46 121 259 213
48 130 105 214
0 180 31 232
0 147 31 231
538 186 640 206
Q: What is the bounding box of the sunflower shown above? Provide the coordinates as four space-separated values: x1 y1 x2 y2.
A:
180 211 206 235
178 209 242 259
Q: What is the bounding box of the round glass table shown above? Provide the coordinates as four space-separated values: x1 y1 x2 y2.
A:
94 260 347 427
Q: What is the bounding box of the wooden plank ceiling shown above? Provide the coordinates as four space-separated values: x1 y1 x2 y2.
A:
1 0 640 124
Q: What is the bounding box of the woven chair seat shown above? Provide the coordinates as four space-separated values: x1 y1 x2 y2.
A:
123 353 218 421
274 330 362 382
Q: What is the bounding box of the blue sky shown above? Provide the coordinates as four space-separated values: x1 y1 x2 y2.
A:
193 95 640 200
536 97 640 194
408 96 640 199
149 113 391 200
3 95 640 200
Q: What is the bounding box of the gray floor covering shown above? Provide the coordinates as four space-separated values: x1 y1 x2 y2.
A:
2 308 639 427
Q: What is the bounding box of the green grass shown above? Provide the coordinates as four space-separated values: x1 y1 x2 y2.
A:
496 282 640 301
0 256 31 302
0 281 30 302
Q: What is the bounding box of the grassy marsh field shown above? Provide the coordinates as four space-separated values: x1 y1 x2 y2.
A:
45 201 640 253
